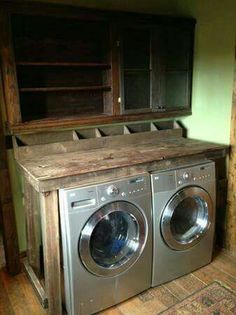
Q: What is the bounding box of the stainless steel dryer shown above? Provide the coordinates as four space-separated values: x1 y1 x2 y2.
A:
151 161 215 286
59 173 152 315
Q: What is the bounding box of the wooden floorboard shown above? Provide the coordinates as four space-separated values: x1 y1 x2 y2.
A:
0 249 235 315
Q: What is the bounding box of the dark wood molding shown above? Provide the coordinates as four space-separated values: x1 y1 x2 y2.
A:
0 1 196 27
9 109 191 135
0 11 21 126
0 69 20 275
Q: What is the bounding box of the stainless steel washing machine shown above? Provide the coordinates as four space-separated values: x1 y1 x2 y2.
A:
59 173 152 315
151 161 215 286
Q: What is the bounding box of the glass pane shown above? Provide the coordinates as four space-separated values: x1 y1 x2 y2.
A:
165 71 188 109
90 211 139 268
124 71 150 110
166 28 192 70
123 29 150 69
170 196 209 244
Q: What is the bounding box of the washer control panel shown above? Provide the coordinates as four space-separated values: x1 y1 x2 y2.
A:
98 174 149 203
63 174 150 211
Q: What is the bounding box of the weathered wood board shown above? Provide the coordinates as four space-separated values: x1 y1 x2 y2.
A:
16 136 227 192
226 53 236 255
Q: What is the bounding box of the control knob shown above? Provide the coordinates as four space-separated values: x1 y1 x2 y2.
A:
183 172 190 180
106 185 119 196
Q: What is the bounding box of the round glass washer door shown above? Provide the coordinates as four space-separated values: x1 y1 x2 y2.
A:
79 201 147 277
161 186 213 250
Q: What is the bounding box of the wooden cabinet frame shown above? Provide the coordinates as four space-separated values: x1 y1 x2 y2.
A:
0 2 194 134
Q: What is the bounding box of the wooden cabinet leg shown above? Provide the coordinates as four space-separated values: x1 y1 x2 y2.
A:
40 191 62 315
24 179 41 277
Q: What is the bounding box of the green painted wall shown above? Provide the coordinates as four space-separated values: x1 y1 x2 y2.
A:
177 0 236 144
9 0 236 251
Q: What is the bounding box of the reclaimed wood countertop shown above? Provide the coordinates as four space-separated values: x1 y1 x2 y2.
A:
16 136 227 192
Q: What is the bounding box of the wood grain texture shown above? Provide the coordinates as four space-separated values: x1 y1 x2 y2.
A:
16 137 226 192
0 62 20 275
226 55 236 255
40 190 62 315
9 109 191 134
23 180 41 278
0 12 21 126
16 129 183 160
23 258 48 308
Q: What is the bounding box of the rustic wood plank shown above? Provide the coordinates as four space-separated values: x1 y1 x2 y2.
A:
0 11 21 126
9 109 191 134
16 62 111 68
19 154 224 193
23 180 41 278
15 129 183 160
16 138 226 187
19 85 111 93
16 130 77 146
226 54 236 255
40 190 62 315
0 68 20 275
23 258 48 309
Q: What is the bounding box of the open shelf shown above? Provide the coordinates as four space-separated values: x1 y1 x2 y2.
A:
19 86 111 93
16 62 111 68
12 13 112 122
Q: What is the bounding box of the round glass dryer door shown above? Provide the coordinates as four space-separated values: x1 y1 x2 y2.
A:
79 201 147 277
161 186 213 250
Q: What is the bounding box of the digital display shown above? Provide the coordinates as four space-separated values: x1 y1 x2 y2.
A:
129 177 144 184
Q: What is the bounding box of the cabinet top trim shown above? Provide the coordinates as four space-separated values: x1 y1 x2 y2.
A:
0 1 196 26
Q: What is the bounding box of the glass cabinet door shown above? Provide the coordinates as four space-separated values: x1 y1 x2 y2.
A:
120 22 194 115
121 28 151 113
152 25 194 111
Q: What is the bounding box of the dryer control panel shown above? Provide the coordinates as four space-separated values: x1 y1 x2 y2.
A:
152 161 215 192
176 161 215 187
